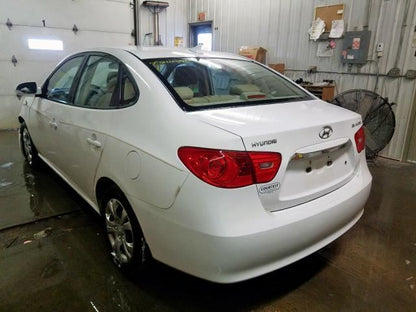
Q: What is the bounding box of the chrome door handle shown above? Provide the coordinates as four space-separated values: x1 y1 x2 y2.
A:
87 138 102 148
49 121 58 129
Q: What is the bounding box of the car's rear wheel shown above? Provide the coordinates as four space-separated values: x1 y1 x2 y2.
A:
102 186 151 275
20 122 40 168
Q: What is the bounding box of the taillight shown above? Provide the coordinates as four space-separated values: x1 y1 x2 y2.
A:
354 126 365 153
178 147 281 188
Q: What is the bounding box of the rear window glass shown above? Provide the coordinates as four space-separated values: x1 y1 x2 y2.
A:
144 58 311 111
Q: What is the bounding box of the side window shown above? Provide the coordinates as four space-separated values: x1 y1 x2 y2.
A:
74 55 120 108
121 69 139 106
46 56 84 103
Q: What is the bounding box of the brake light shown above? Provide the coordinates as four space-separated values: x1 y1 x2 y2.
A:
247 94 266 99
354 126 365 153
178 147 281 188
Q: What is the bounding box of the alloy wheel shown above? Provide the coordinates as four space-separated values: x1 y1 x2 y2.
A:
22 127 34 165
105 198 135 266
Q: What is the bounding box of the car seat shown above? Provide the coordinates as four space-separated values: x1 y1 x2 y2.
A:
171 66 208 96
95 71 118 108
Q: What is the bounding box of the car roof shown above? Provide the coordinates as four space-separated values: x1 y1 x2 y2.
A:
88 46 248 61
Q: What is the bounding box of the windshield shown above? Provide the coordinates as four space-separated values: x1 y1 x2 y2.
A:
144 58 312 111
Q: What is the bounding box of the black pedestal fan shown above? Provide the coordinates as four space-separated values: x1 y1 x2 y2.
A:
330 89 396 159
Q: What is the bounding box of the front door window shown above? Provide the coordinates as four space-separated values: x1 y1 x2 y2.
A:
46 56 84 104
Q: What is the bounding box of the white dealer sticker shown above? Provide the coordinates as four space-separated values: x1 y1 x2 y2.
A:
259 182 280 194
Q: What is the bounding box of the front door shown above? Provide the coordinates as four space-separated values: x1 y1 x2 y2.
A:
28 55 85 169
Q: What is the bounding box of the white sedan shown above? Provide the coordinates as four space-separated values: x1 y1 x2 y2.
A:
16 47 372 283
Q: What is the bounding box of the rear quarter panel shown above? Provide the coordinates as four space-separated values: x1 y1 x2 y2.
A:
94 52 245 210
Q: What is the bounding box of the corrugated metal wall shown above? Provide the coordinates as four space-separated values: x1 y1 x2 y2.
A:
138 0 188 46
187 0 416 160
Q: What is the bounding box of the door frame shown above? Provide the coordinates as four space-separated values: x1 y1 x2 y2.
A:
403 89 416 162
189 21 213 50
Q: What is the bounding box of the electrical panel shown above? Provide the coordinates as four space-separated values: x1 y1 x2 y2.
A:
341 30 371 64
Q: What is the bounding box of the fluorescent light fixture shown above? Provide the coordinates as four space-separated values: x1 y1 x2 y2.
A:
28 39 63 51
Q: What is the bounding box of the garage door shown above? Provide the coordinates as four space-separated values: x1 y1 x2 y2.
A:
0 0 134 129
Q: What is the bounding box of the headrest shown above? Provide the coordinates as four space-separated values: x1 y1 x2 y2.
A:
107 72 118 90
174 87 194 100
172 66 200 86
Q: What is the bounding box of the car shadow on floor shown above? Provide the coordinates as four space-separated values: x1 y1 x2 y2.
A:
124 250 330 311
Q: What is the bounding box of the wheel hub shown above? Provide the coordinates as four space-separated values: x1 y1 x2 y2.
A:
105 198 135 266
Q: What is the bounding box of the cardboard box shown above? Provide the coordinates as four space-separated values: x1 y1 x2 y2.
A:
239 46 267 64
268 63 285 74
198 12 206 21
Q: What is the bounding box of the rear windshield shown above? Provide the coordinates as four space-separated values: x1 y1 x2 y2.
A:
144 58 312 111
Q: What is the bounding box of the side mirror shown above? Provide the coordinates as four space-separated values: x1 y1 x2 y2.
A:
16 82 39 98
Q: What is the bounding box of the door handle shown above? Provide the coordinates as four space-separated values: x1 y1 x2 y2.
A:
49 120 58 129
87 137 102 148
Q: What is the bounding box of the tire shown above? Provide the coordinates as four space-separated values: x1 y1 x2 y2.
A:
101 186 151 275
20 122 41 168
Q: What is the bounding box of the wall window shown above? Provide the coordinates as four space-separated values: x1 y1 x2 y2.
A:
197 33 212 51
28 39 63 51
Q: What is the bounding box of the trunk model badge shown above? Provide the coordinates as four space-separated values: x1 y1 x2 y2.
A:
251 139 277 148
319 126 333 139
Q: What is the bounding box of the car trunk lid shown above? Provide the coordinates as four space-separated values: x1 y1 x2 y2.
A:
191 99 363 211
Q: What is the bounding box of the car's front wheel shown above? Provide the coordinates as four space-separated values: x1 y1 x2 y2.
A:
20 122 41 168
102 186 151 275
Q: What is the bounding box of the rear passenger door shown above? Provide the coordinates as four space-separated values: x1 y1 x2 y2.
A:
56 53 139 200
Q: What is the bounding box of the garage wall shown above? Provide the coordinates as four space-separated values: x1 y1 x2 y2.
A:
2 0 416 160
0 0 188 130
0 0 135 129
187 0 416 160
138 0 188 47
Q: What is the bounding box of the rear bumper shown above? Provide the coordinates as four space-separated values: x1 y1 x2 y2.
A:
131 160 372 283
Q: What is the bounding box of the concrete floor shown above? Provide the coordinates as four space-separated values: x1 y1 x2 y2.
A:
0 129 415 312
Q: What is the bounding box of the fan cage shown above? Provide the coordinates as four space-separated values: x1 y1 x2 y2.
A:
330 89 395 159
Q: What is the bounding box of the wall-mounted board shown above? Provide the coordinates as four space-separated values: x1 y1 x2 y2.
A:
314 4 345 32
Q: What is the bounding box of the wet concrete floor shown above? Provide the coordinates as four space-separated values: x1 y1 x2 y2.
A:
0 130 80 230
0 130 415 311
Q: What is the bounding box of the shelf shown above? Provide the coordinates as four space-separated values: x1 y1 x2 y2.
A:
302 84 335 101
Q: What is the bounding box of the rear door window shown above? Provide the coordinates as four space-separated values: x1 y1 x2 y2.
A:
74 55 119 108
74 54 139 109
121 68 138 105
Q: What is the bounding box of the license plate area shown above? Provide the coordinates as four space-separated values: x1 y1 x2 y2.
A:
279 140 355 202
